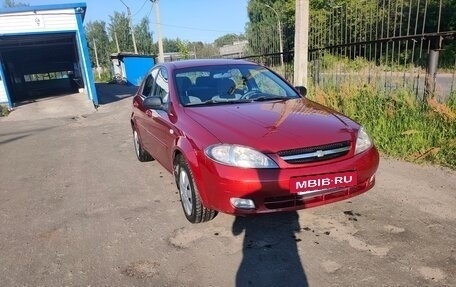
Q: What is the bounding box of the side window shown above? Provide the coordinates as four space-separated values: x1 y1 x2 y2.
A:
152 67 169 103
142 74 154 97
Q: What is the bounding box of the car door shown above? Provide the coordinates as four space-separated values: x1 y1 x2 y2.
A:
133 72 155 153
142 67 177 171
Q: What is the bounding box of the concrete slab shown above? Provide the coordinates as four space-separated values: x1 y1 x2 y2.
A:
0 83 138 123
1 92 96 122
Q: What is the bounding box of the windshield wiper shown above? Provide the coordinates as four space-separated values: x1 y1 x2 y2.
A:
187 99 251 107
185 96 291 107
251 95 289 102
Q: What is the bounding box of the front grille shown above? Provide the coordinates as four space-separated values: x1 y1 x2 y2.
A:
264 195 300 209
278 141 351 164
264 188 353 209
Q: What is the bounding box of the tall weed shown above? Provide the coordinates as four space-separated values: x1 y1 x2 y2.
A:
309 84 456 169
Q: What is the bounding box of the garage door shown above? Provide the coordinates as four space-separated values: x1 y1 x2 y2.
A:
0 33 83 104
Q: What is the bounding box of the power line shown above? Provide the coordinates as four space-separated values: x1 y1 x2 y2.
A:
132 0 149 17
146 2 154 18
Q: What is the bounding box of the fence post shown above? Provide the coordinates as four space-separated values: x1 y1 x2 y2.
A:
424 37 442 101
314 50 321 86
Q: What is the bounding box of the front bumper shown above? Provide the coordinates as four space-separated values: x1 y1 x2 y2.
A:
194 146 380 215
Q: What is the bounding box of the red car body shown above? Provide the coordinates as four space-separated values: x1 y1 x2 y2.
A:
131 59 379 223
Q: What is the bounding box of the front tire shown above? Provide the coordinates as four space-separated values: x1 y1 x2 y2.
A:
175 155 217 223
133 127 153 162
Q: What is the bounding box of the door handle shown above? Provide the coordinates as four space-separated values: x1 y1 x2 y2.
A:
146 110 152 117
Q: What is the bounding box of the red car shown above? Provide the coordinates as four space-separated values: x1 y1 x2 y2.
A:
131 59 379 223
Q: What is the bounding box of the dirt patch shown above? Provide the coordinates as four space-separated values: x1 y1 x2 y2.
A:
122 260 160 279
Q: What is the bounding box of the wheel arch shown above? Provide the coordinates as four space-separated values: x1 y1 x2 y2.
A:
173 137 210 206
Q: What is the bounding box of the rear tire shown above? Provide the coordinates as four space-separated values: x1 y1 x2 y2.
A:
133 128 153 162
175 155 217 223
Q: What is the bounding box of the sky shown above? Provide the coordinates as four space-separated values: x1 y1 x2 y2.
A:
20 0 249 43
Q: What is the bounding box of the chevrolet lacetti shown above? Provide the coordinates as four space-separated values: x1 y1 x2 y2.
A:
131 59 379 223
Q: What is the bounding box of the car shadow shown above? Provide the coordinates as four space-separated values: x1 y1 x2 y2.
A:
95 83 138 105
232 212 308 287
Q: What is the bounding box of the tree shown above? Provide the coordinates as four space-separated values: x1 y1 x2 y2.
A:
177 39 190 59
214 33 246 47
134 17 155 55
108 12 134 53
85 21 111 68
189 41 219 58
246 0 294 57
162 38 180 53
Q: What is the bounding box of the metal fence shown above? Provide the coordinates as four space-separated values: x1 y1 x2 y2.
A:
240 0 456 101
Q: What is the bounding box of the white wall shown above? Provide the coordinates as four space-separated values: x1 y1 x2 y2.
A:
0 71 7 104
0 9 77 33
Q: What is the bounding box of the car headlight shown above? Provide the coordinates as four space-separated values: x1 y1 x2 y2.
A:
205 144 278 168
355 126 373 155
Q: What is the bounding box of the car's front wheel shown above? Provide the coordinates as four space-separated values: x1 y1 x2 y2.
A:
132 127 153 162
175 155 217 223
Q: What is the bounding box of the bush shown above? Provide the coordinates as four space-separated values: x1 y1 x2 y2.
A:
0 105 11 117
95 70 113 83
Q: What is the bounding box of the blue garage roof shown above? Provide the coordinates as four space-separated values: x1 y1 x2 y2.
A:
0 2 87 20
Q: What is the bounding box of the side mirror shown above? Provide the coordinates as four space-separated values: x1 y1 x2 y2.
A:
143 96 163 110
295 86 307 97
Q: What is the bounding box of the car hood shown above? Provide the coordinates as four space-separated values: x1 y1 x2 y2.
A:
184 99 357 153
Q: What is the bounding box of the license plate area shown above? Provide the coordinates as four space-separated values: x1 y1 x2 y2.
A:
290 171 357 194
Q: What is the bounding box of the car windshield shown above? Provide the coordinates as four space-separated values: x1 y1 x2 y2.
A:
174 64 300 106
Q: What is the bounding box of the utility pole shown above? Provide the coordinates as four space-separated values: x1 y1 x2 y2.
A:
265 4 284 73
293 0 309 87
120 0 138 54
151 0 164 63
93 39 101 78
114 31 120 53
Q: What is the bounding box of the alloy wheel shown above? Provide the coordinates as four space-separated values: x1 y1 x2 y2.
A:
133 130 140 157
179 167 193 216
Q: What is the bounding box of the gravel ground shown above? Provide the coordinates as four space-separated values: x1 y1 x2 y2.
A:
1 84 455 287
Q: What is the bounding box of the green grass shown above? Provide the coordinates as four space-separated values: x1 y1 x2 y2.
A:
309 84 456 169
94 70 113 83
0 105 11 117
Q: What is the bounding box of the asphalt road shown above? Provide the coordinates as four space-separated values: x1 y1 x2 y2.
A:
1 85 455 287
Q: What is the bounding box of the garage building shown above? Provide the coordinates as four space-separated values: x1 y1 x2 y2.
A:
0 2 98 108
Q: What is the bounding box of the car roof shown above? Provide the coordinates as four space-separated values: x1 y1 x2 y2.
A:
161 59 258 70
